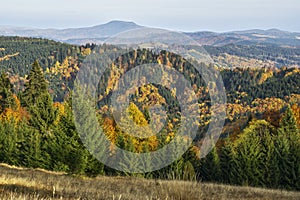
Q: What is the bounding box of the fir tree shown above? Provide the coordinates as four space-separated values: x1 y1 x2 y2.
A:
219 138 237 184
200 146 221 182
22 60 56 133
28 92 56 132
0 120 19 165
276 106 300 190
280 105 299 137
23 60 48 106
0 72 17 113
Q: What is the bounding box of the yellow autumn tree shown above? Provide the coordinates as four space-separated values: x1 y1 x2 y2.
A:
0 94 29 123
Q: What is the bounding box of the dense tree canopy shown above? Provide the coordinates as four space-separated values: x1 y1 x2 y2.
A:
0 37 299 191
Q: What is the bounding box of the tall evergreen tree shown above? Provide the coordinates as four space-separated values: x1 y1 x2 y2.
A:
200 146 221 182
0 72 17 113
19 124 45 168
23 60 48 106
0 120 19 165
28 92 56 132
280 105 299 136
46 99 90 174
276 106 300 190
234 120 279 187
22 60 56 133
219 138 238 184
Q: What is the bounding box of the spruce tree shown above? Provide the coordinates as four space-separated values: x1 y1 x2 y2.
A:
72 82 109 175
273 132 294 189
28 92 56 132
22 60 56 133
19 125 45 168
280 105 299 137
0 72 17 113
219 138 237 184
276 106 300 190
200 146 221 182
23 60 48 106
0 120 19 165
235 120 276 187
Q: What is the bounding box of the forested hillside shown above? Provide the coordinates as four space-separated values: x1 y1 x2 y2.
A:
0 36 92 101
0 36 299 191
205 44 300 68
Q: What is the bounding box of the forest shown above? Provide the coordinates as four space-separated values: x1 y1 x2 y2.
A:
0 36 299 191
205 43 300 67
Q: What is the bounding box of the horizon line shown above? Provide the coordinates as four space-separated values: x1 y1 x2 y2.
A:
0 20 299 34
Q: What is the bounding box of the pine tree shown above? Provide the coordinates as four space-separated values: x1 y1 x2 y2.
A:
22 60 56 133
23 60 48 106
72 81 108 175
19 125 45 168
0 72 17 113
200 146 221 182
115 134 140 175
219 138 237 184
273 132 294 189
276 106 300 190
235 134 262 186
234 120 276 187
182 160 196 181
140 143 153 178
280 105 299 137
28 92 56 132
0 120 19 165
84 154 104 177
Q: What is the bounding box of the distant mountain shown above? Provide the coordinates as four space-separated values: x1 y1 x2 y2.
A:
0 20 142 43
1 21 300 46
186 29 300 46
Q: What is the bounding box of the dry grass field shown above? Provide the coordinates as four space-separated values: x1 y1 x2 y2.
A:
0 163 299 200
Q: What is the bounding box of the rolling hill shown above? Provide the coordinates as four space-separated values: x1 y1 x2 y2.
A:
0 20 142 44
1 21 300 46
1 163 299 200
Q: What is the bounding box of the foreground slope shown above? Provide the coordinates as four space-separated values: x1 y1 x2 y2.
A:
0 163 299 200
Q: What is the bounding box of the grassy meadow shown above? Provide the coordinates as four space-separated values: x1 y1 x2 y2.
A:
0 163 299 200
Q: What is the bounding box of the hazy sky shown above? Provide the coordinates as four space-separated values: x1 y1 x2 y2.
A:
0 0 299 32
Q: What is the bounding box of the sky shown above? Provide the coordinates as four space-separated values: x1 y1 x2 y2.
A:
0 0 299 32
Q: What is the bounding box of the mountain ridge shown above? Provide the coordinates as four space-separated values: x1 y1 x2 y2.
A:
0 20 300 46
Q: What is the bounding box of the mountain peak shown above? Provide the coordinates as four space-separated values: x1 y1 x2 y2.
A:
91 20 142 31
1 22 299 46
106 20 138 25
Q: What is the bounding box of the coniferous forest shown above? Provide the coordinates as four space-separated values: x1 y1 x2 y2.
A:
0 36 299 191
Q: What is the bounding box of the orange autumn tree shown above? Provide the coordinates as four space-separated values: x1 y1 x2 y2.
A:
0 94 29 123
291 104 300 128
0 72 29 123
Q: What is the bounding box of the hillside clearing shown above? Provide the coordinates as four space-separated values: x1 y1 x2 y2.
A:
0 163 299 200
